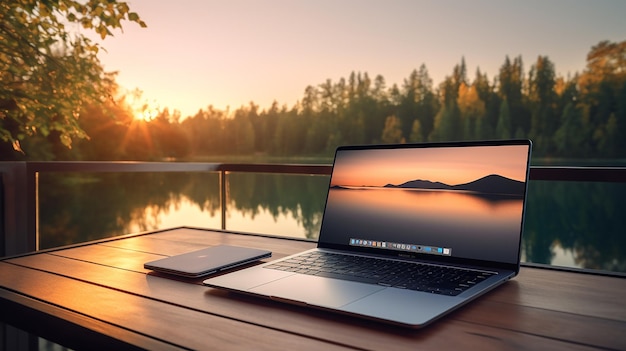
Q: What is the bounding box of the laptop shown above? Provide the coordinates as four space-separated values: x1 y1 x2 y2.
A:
204 139 532 328
144 245 271 278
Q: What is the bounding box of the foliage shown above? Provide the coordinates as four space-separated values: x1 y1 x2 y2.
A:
0 0 146 153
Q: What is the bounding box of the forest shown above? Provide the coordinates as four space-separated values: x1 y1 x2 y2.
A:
3 40 625 162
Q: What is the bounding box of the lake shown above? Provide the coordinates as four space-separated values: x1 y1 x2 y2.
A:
38 171 626 274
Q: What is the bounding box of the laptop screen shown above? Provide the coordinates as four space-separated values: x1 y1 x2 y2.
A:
318 140 531 265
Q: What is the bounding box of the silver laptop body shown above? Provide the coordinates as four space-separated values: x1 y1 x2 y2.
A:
204 139 532 328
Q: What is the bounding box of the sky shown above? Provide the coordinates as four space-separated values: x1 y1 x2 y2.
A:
330 145 530 187
87 0 626 118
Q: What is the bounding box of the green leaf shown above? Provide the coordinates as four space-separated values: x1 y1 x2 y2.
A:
60 133 73 149
98 25 107 39
12 139 24 154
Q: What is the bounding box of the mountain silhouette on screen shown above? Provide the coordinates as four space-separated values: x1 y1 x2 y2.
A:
384 174 525 196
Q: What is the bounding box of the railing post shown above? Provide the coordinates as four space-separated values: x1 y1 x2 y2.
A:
23 163 39 253
0 162 37 256
219 169 226 231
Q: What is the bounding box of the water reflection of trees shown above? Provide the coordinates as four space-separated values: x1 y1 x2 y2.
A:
38 172 327 249
524 181 626 272
226 173 329 239
38 172 221 249
38 173 625 273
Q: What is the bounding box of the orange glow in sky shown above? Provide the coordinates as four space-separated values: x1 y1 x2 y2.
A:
331 145 529 187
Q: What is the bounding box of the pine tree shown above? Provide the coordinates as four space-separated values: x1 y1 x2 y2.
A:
554 102 586 156
616 81 626 154
457 82 485 140
496 99 512 139
381 116 406 144
409 119 423 142
529 56 558 150
498 56 529 136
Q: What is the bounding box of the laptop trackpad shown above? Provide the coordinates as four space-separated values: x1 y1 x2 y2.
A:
249 274 385 308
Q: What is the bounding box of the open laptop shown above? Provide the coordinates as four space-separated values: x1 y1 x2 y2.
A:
204 139 532 328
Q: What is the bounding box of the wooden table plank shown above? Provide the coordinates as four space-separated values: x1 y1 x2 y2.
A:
109 228 317 256
452 287 626 350
100 228 316 259
1 289 180 351
48 244 161 274
506 267 626 320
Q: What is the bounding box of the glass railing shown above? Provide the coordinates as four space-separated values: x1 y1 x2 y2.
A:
2 162 625 276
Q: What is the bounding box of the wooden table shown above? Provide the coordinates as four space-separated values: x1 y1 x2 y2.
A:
1 227 625 350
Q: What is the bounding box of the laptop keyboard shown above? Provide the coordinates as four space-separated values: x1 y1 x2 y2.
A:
264 251 496 296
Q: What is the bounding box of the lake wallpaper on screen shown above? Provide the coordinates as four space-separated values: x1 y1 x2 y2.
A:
320 145 530 264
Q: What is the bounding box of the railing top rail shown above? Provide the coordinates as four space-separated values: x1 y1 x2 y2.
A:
216 163 333 175
1 161 626 182
529 166 626 182
20 161 222 173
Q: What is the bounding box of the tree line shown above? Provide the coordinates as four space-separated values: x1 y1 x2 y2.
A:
3 40 625 161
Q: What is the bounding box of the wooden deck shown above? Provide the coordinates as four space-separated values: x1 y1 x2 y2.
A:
1 227 625 350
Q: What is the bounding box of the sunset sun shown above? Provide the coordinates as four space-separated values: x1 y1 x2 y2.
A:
125 88 160 122
133 106 159 121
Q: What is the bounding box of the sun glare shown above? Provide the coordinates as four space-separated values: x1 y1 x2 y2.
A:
124 88 160 122
134 107 158 121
